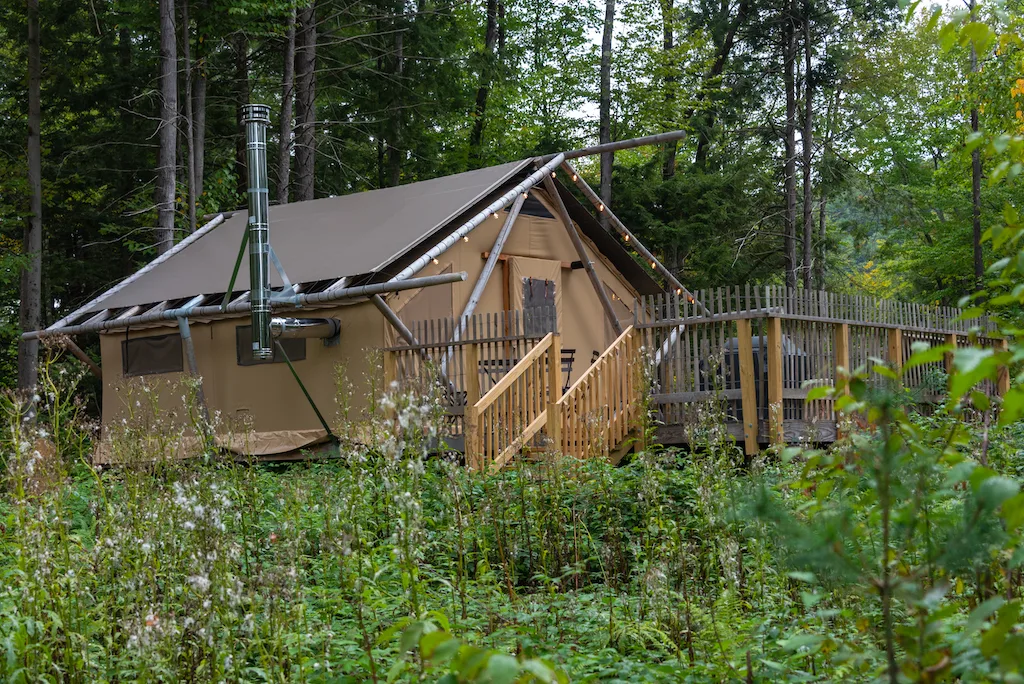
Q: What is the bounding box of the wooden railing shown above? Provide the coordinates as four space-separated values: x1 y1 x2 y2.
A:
636 286 1006 454
465 333 562 471
550 326 644 460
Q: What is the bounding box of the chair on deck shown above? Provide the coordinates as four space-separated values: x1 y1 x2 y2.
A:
561 348 576 393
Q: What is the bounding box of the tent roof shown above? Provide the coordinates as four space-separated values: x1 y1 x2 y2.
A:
59 158 662 327
79 160 530 314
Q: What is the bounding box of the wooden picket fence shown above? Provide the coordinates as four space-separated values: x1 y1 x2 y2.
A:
637 286 1005 453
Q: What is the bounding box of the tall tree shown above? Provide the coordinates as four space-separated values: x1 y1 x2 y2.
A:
783 0 798 288
294 2 317 201
969 0 982 288
192 0 207 204
233 34 249 202
468 0 499 165
801 0 813 289
660 0 676 180
181 0 197 233
156 0 177 253
18 0 42 389
599 0 615 225
277 4 296 205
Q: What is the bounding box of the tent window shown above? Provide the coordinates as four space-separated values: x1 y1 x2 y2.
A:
235 325 306 366
522 278 556 336
122 333 183 377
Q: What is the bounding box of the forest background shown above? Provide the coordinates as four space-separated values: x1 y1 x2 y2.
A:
0 0 1023 393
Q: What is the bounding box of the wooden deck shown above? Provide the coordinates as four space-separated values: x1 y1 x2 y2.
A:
383 286 1005 467
636 286 1004 453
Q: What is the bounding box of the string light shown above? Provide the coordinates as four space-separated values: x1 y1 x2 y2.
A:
463 236 470 242
432 258 439 265
676 288 683 296
522 192 528 199
624 234 630 242
651 261 657 269
598 204 605 212
551 172 556 177
571 174 578 182
493 212 499 219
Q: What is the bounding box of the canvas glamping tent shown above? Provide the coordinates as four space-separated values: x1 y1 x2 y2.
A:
27 111 695 461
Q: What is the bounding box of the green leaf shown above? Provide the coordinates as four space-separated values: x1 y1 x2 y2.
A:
1000 492 1024 530
483 654 521 684
903 344 952 372
977 476 1020 511
787 571 817 584
966 596 1005 634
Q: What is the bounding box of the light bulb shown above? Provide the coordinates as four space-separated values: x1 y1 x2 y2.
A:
432 258 439 265
493 212 499 219
598 204 605 212
522 192 528 199
651 261 657 268
571 174 578 182
676 288 682 295
551 172 556 177
624 234 630 242
463 236 469 242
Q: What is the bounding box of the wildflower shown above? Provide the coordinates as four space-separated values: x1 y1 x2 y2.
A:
269 532 278 543
145 613 160 628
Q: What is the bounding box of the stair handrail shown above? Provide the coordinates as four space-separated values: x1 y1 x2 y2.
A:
552 326 642 459
465 332 561 471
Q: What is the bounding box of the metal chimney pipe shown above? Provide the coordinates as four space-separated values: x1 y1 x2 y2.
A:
243 103 273 360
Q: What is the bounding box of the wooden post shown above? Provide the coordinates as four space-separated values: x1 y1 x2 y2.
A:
887 328 903 370
767 315 784 446
834 323 850 391
735 319 759 456
464 342 481 470
383 349 397 387
997 338 1010 396
944 333 957 376
547 334 563 453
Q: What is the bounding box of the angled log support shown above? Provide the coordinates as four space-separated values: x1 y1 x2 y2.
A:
766 315 784 446
540 174 622 335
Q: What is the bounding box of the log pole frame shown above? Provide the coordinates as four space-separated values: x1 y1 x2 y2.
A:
540 174 623 335
735 318 758 455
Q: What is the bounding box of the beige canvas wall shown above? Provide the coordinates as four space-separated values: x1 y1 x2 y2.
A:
99 299 385 457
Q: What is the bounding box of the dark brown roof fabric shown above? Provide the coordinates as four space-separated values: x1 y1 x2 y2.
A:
79 160 530 313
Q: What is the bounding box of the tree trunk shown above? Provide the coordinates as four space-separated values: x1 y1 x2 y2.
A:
277 4 296 205
192 0 207 202
661 0 677 180
692 0 750 170
815 193 827 289
599 0 615 226
783 0 797 289
233 33 249 202
387 22 404 187
970 0 982 287
19 0 43 389
801 0 813 289
294 2 317 202
182 0 197 233
468 0 498 165
156 0 177 253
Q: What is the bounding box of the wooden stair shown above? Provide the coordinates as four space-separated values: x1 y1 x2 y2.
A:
465 326 645 471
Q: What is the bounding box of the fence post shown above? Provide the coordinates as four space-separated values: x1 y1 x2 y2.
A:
887 328 904 370
944 333 957 376
997 338 1011 396
767 315 784 446
834 323 850 391
547 334 562 453
735 318 759 456
464 343 481 471
383 350 397 388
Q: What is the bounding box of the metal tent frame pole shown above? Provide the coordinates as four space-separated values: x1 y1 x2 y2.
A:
540 174 623 335
23 272 467 340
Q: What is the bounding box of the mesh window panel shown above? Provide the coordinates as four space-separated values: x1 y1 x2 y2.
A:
522 278 556 336
236 325 306 366
122 333 184 377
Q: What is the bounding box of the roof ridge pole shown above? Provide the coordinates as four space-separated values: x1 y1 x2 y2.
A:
25 272 467 339
538 129 687 163
47 212 226 331
441 191 528 375
387 153 566 284
540 172 623 336
560 160 709 317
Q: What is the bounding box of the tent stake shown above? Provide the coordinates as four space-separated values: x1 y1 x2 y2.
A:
275 340 335 439
540 174 623 335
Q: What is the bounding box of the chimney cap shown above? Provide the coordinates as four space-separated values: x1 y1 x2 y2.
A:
242 103 271 123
